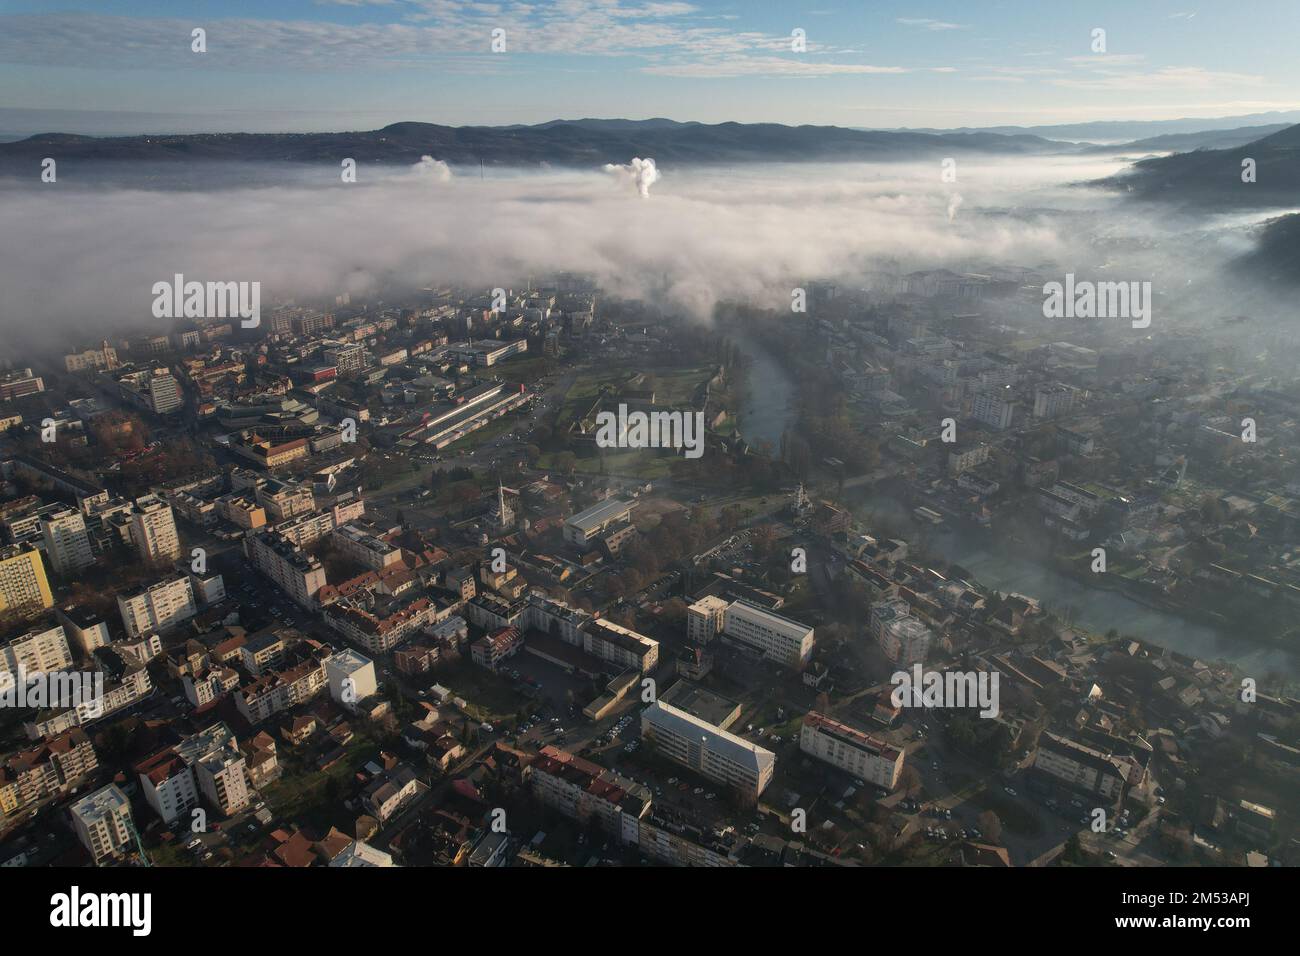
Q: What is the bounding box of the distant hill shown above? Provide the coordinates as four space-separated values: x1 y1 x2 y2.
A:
1087 124 1293 154
1235 213 1300 286
0 118 1077 174
891 110 1300 143
1099 123 1300 208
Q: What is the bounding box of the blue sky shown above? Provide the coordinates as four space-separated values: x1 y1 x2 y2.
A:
1 0 1297 132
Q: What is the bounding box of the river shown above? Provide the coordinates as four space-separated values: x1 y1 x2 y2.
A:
730 332 1299 679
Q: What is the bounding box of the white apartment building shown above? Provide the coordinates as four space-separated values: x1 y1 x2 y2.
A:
40 507 94 575
136 749 200 823
235 657 328 724
1032 732 1130 801
55 605 111 655
245 532 329 607
129 495 182 563
117 575 198 639
1 624 73 676
583 619 659 674
70 784 134 862
26 666 153 739
721 601 814 669
800 711 905 790
686 595 729 644
324 648 378 711
176 722 252 816
332 523 402 571
972 389 1016 431
880 616 933 666
187 569 227 605
869 597 912 642
1033 383 1076 419
640 700 776 801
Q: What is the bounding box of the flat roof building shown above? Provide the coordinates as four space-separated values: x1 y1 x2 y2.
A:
640 700 775 801
564 499 634 550
722 600 814 670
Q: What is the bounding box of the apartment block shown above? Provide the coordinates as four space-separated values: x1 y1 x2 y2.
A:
640 700 775 801
39 507 95 575
117 575 198 640
0 545 53 615
583 619 659 674
686 595 729 645
70 784 134 862
1031 731 1131 801
176 722 253 816
245 532 329 607
235 656 328 724
1 624 73 676
800 711 905 790
129 495 182 564
721 601 814 669
324 648 378 710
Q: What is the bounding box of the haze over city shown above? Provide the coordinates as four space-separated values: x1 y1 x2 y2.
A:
0 0 1295 922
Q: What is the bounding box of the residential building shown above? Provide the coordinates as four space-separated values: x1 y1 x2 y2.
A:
324 648 378 711
471 626 522 672
1031 731 1130 801
39 508 94 576
640 700 776 801
1 624 73 676
129 495 182 564
721 601 814 669
117 575 197 639
972 388 1016 430
70 785 135 862
0 545 53 615
55 605 111 655
584 619 659 674
175 722 252 816
686 595 729 645
800 711 905 790
235 655 328 724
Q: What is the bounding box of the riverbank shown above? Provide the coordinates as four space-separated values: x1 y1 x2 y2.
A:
846 487 1300 680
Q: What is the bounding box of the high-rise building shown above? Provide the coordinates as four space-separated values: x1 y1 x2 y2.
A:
1033 383 1076 419
40 507 95 575
70 784 135 862
685 595 729 645
324 648 378 711
0 624 73 676
117 575 198 639
0 545 53 615
176 722 252 816
972 388 1016 431
129 495 182 564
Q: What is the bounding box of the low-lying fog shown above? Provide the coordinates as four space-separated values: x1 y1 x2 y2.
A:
0 152 1290 352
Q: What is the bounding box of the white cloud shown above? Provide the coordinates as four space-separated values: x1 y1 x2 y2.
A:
895 18 969 31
